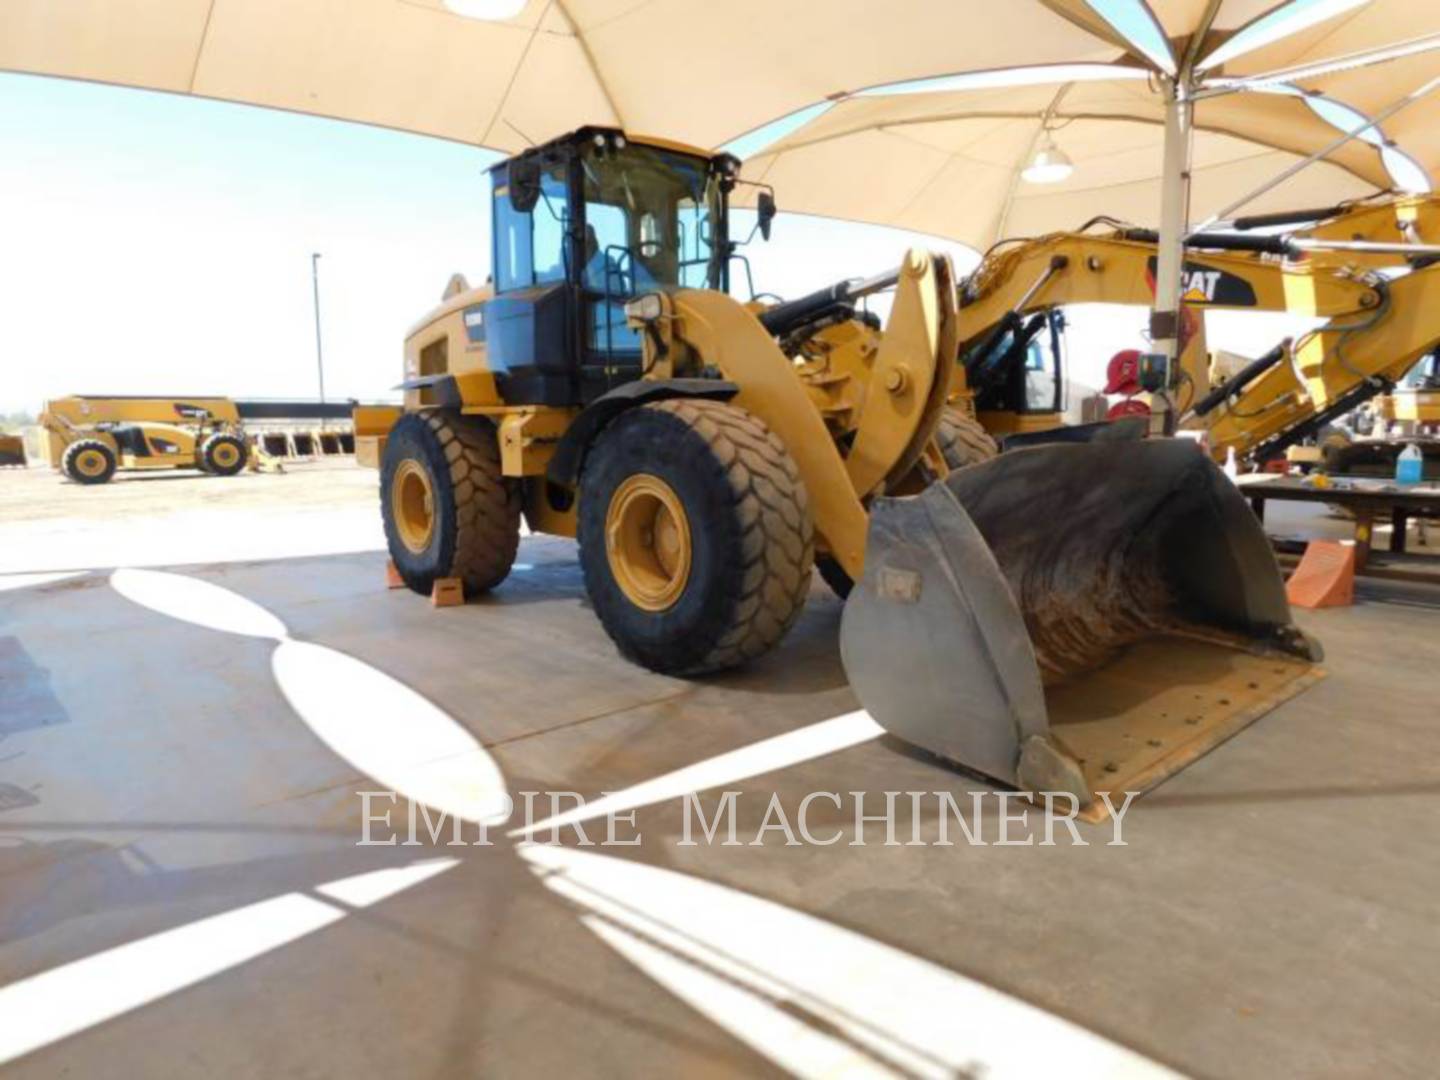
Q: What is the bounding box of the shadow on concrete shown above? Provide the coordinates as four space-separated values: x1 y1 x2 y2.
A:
0 812 773 1073
0 783 41 813
0 637 70 735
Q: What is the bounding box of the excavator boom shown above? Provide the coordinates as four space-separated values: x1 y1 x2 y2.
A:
950 197 1440 465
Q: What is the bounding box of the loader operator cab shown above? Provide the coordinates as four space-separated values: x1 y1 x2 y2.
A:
489 128 738 403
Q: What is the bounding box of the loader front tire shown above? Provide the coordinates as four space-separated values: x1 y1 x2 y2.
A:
936 408 999 471
381 411 521 599
62 440 117 485
578 399 814 676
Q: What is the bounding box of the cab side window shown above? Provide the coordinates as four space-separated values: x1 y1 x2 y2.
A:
492 163 569 293
533 168 569 284
493 189 533 294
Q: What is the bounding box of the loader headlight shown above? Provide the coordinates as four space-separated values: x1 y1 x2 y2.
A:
625 293 663 323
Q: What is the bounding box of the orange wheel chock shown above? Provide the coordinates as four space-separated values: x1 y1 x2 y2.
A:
1286 541 1355 609
430 577 464 608
385 560 405 590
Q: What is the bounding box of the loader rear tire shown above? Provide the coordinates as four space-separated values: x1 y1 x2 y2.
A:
381 410 521 599
936 408 998 471
200 433 249 476
578 399 814 676
62 440 117 485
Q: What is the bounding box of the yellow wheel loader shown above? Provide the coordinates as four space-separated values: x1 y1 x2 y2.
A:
0 433 25 468
375 127 1320 816
1337 351 1440 480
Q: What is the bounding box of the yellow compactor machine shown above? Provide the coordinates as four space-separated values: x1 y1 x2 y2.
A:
370 127 1322 815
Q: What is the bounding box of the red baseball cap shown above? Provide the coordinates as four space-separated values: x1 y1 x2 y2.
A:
1104 350 1143 396
1107 397 1151 422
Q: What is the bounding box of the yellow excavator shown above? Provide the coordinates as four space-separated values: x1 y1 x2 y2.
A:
369 126 1320 817
943 195 1440 475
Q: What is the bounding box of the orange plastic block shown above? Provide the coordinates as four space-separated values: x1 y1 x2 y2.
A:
431 577 465 608
1286 541 1355 609
385 560 405 589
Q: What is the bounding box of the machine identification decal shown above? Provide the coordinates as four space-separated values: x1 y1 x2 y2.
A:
463 305 487 343
1146 257 1257 306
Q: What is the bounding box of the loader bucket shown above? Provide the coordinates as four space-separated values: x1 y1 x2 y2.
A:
840 438 1323 821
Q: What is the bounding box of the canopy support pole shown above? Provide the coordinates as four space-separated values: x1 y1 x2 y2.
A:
1151 74 1194 434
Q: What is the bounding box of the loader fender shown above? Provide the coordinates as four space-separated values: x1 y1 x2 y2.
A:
546 379 738 489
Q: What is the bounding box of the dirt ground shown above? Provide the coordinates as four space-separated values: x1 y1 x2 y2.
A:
0 459 383 574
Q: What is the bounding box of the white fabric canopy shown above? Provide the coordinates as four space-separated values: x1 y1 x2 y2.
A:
0 0 1114 154
739 1 1440 247
3 0 1438 251
740 72 1383 249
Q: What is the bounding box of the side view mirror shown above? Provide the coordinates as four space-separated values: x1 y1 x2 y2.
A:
757 190 777 241
508 156 541 213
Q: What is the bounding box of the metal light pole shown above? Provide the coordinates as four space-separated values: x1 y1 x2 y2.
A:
310 252 326 404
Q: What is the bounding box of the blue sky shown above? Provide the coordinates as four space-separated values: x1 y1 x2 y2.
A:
0 72 982 414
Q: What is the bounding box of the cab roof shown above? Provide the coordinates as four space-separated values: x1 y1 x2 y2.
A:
490 126 737 175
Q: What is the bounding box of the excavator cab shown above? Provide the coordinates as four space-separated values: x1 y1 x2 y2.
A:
962 307 1067 435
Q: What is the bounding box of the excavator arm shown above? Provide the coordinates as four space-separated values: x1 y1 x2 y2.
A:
950 202 1440 463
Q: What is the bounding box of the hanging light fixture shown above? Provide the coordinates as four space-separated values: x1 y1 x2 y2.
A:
1022 130 1074 184
444 0 528 19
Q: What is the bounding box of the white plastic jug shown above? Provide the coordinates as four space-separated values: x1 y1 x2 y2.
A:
1396 443 1423 485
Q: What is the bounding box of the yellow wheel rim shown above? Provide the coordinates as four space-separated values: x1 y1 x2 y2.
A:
392 459 437 553
212 442 239 468
75 449 107 477
605 473 692 612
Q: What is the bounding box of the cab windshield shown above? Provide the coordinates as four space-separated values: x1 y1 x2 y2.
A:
581 142 727 297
